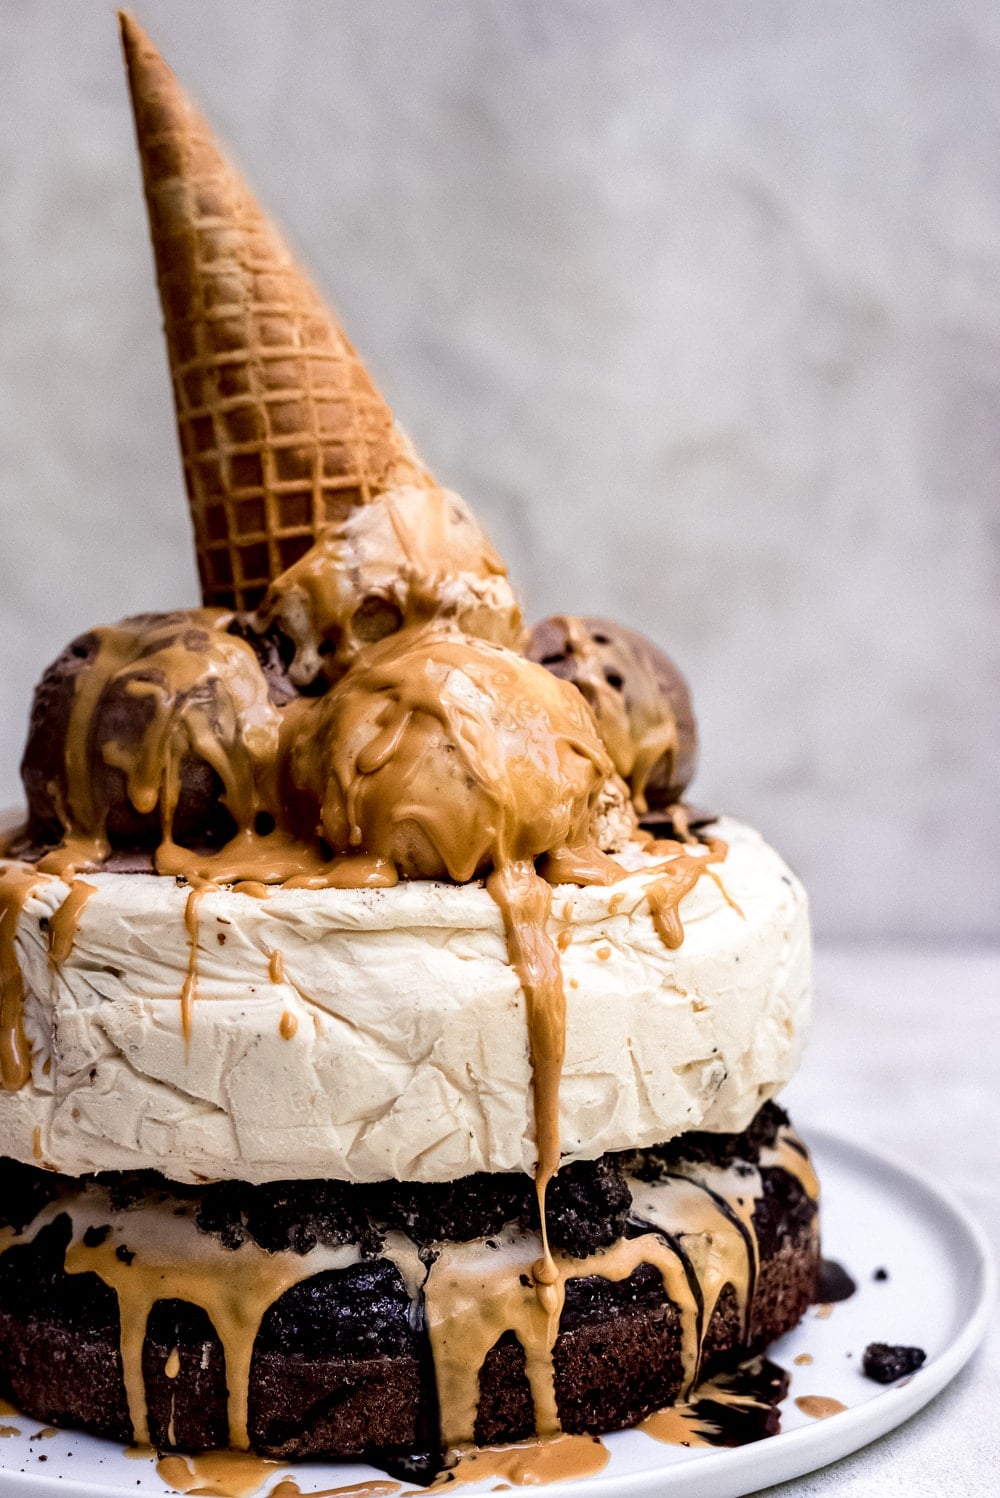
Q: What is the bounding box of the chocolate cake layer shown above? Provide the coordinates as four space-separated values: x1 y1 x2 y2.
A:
0 1107 818 1476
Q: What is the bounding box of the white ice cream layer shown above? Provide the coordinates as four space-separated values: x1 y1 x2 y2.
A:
1 816 810 1183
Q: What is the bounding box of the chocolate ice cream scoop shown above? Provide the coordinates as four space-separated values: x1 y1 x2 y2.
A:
22 611 285 861
288 624 612 882
527 616 697 812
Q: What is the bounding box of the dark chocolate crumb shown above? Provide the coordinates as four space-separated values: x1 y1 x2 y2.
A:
873 1266 889 1281
526 1156 631 1257
629 1100 790 1178
83 1224 111 1248
115 1244 135 1266
813 1259 857 1304
862 1343 926 1383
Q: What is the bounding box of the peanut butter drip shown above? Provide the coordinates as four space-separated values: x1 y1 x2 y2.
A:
644 835 740 948
59 1191 363 1449
629 1164 762 1343
46 879 98 967
0 863 44 1089
538 844 628 886
270 1482 401 1498
253 486 523 689
424 1228 699 1448
795 1395 846 1419
549 615 681 814
36 613 283 882
762 1127 821 1204
156 1451 282 1496
12 1134 813 1467
180 884 207 1046
428 1434 609 1488
292 626 611 882
485 862 566 1304
641 1361 788 1447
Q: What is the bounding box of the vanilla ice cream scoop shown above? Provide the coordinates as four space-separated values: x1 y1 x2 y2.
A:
252 486 525 689
288 625 612 881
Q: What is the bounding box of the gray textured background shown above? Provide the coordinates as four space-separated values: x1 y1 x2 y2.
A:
1 0 997 939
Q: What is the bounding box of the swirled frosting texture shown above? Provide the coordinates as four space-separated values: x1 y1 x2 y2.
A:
0 817 809 1184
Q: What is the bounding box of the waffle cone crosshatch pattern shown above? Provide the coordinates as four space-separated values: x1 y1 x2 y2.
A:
121 11 435 612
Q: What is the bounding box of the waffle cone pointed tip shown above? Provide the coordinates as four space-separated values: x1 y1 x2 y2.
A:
119 14 436 611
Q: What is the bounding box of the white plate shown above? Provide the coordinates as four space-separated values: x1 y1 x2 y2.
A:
0 1127 993 1498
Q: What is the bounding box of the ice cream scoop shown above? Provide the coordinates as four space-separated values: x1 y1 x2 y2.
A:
22 611 284 862
288 624 611 881
252 485 524 689
527 616 697 812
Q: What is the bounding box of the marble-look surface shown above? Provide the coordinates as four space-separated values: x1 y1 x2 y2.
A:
1 1 998 940
762 943 999 1496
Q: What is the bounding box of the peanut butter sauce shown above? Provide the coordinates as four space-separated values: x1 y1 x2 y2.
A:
644 836 734 948
0 862 45 1090
269 1482 401 1498
486 861 566 1303
180 884 209 1047
291 626 610 883
795 1395 845 1419
253 486 523 690
61 1193 364 1449
10 1122 816 1473
156 1450 282 1496
46 879 98 967
430 1432 609 1488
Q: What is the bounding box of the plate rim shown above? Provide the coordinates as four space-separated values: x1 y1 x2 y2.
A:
0 1124 994 1498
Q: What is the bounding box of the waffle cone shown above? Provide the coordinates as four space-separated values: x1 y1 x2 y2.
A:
118 13 436 611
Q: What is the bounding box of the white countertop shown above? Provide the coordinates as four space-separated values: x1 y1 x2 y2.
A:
753 943 1000 1498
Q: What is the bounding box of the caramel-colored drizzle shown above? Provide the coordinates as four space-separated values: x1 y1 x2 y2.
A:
641 1364 783 1448
762 1127 821 1205
0 862 44 1089
425 1135 810 1449
270 1480 401 1498
36 614 286 888
46 879 98 967
157 1449 282 1496
180 884 209 1048
301 627 609 885
629 1165 760 1345
429 1433 608 1489
63 1205 361 1449
255 486 521 689
795 1395 845 1419
486 862 566 1306
538 844 627 887
644 836 734 949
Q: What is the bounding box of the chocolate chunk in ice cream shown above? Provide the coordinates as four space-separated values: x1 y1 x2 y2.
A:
528 615 697 813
